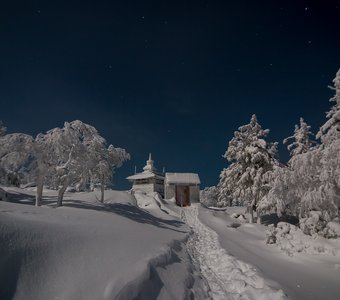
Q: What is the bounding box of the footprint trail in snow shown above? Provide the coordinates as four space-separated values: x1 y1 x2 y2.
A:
184 205 288 300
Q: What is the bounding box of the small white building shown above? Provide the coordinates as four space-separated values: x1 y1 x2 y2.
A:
165 173 200 206
126 154 165 196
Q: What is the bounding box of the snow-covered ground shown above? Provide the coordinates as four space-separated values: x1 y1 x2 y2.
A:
2 188 339 300
184 205 287 300
198 206 340 300
0 187 203 300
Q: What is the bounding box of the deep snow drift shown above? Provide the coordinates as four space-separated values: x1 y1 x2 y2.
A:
0 187 204 300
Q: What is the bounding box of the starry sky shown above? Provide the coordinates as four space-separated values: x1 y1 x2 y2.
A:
1 0 340 189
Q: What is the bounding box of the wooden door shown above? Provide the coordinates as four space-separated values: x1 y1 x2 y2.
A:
175 185 190 207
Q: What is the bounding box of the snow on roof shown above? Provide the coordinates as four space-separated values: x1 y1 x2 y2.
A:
126 171 164 181
165 173 200 185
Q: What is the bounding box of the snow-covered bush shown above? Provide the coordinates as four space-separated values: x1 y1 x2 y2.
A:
200 186 218 207
266 222 339 256
299 211 340 238
218 114 278 222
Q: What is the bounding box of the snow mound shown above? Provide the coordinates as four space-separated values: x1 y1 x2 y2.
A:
134 191 173 218
231 212 247 223
266 222 340 256
185 205 287 300
0 188 202 300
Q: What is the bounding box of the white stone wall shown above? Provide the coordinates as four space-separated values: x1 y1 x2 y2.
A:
132 183 154 194
165 184 175 199
189 186 200 203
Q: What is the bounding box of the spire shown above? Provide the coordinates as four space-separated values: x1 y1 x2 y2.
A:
143 153 156 172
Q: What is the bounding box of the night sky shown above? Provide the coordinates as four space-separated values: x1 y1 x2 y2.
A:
1 1 340 190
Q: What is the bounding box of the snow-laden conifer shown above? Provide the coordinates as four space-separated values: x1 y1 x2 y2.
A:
218 114 278 222
283 118 316 157
317 68 340 145
263 70 340 236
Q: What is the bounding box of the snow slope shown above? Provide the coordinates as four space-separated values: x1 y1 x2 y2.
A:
0 187 206 300
184 205 287 300
198 206 340 300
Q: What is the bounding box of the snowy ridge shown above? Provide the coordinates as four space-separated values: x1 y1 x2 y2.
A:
184 205 287 300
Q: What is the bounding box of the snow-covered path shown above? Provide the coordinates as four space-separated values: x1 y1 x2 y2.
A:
183 205 287 300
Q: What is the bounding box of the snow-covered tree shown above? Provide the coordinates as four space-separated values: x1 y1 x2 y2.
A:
218 114 278 222
317 68 340 145
91 145 130 202
0 133 35 187
283 118 316 157
38 120 108 206
263 70 340 236
200 186 219 207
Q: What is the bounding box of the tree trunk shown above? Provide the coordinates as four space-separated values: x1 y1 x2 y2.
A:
100 183 105 203
249 206 254 223
35 179 44 206
257 211 261 224
57 180 68 207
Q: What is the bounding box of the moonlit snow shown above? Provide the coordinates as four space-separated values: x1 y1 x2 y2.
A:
1 188 340 299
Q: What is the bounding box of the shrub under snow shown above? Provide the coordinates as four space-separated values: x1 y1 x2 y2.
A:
200 186 218 207
266 221 340 256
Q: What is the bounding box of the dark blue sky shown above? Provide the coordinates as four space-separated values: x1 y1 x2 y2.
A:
1 0 340 189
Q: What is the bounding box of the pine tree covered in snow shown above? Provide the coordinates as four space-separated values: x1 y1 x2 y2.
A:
260 118 316 219
263 70 340 236
218 114 278 222
317 69 340 145
283 118 316 157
